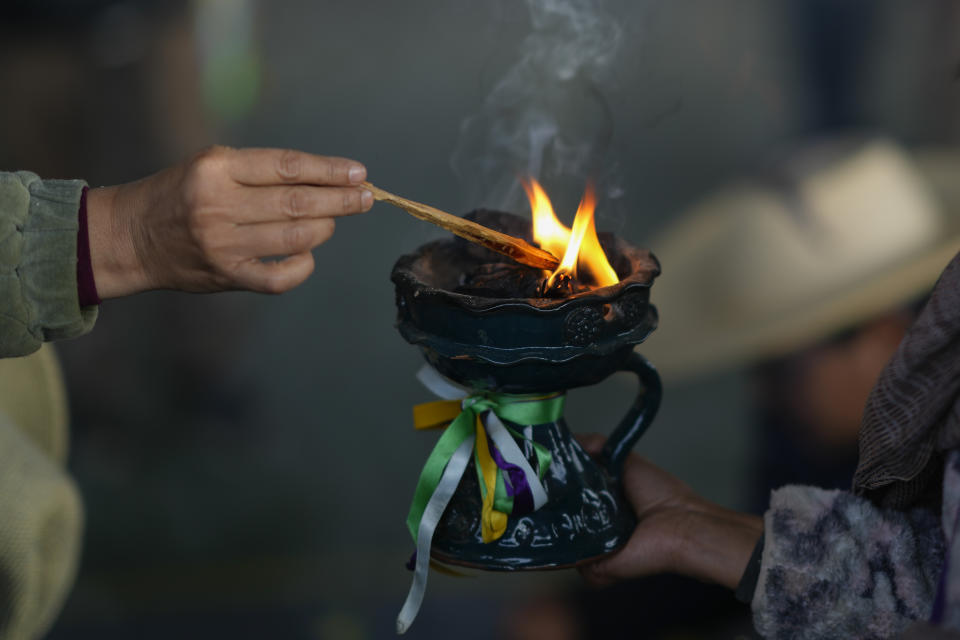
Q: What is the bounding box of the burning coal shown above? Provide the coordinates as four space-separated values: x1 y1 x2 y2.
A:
522 177 619 290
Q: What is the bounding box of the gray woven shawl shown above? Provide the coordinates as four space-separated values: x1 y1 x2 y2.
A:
854 251 960 509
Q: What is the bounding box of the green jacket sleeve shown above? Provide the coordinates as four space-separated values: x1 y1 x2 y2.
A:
0 171 98 358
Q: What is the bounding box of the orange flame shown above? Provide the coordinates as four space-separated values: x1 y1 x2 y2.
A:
521 178 569 260
521 178 619 289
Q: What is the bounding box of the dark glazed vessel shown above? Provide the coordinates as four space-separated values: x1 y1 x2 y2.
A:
391 211 662 569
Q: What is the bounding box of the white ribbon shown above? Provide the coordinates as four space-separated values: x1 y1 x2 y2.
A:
396 435 474 634
396 365 552 634
416 365 466 401
480 411 549 511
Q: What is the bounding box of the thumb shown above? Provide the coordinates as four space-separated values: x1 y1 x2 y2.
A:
574 432 607 457
578 550 627 588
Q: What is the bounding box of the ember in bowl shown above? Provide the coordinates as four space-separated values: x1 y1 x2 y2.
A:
391 210 661 394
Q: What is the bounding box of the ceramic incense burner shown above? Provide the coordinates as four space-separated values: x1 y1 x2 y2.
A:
391 210 661 571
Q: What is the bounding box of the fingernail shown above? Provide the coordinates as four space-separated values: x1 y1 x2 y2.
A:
349 165 366 184
361 189 373 208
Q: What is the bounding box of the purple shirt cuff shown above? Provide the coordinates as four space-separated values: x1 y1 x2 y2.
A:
77 187 101 306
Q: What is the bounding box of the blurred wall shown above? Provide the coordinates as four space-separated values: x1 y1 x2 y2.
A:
1 1 957 638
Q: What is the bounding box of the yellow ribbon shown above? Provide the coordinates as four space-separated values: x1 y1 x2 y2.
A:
412 399 510 542
413 400 462 430
473 416 509 542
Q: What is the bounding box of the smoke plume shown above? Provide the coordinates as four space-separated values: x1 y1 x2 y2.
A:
451 0 624 221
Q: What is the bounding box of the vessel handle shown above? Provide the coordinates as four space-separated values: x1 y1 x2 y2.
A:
601 351 662 479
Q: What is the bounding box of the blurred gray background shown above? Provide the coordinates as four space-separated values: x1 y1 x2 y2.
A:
1 0 958 638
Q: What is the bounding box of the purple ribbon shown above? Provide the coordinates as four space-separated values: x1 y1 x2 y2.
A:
485 431 535 515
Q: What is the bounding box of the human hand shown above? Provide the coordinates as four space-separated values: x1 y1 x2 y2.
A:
577 434 762 590
86 146 373 298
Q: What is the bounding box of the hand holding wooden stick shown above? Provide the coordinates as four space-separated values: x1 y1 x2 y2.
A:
362 182 560 270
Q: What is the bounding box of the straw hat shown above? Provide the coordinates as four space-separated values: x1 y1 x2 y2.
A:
0 344 81 638
0 343 69 460
640 139 960 381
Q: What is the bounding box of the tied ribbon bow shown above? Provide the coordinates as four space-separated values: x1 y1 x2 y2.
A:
409 393 557 542
397 365 563 634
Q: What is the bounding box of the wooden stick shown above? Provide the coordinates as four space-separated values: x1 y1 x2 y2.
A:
362 182 560 271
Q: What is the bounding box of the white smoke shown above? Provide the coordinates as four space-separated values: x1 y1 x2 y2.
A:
451 0 624 221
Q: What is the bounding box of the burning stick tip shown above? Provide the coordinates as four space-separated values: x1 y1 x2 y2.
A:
362 181 560 271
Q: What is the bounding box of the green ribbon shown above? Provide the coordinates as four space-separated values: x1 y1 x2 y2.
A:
406 392 564 542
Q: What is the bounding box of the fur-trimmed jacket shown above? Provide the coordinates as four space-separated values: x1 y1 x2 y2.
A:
752 454 954 638
752 251 960 639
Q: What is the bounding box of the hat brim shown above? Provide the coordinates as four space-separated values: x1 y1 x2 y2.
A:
638 145 960 381
640 240 960 379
